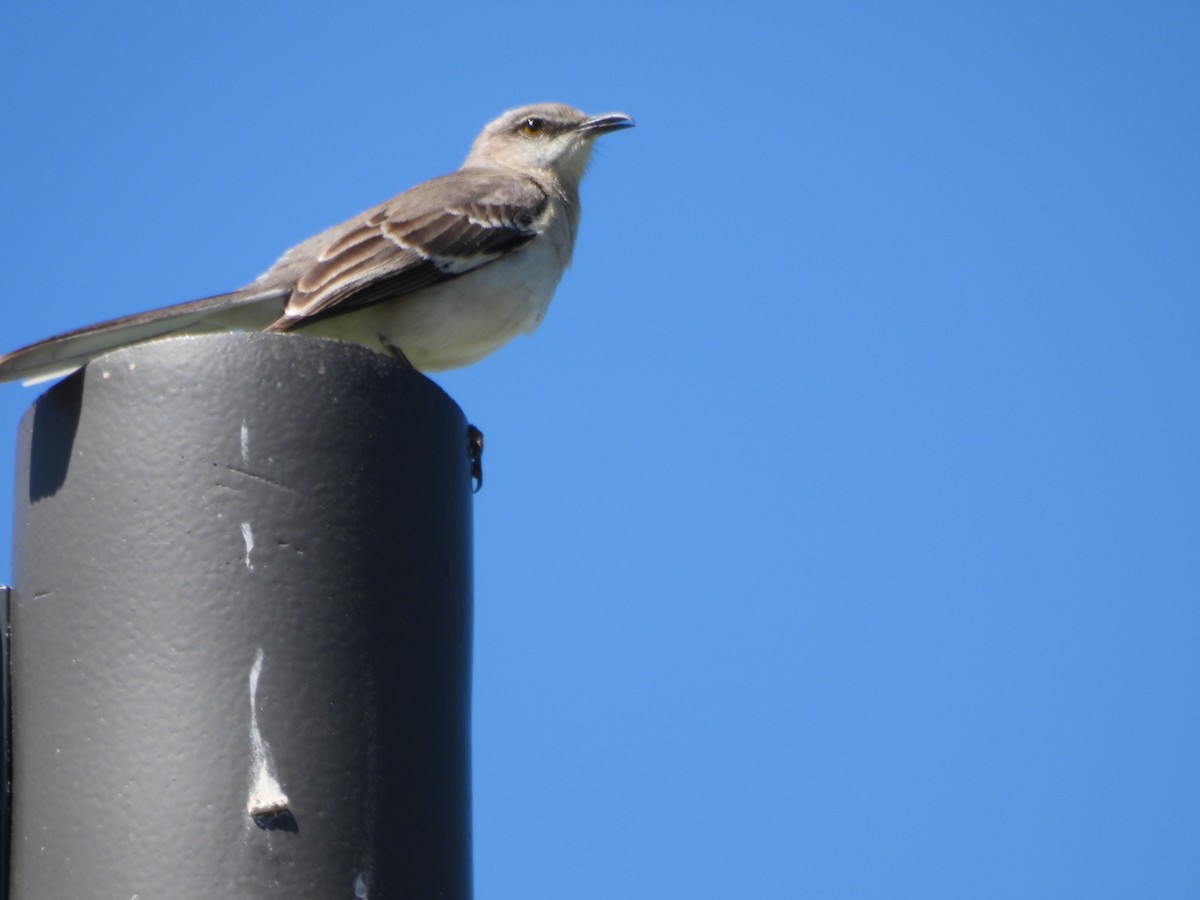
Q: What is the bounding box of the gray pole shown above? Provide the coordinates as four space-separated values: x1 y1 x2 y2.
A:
6 333 474 899
2 585 8 900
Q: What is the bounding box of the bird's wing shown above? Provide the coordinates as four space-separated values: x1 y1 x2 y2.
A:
0 170 550 384
269 169 549 329
0 287 291 385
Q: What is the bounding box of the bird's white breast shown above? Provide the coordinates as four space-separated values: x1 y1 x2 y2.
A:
299 220 572 371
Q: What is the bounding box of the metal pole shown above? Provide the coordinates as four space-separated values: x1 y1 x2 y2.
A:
1 585 8 900
6 333 474 899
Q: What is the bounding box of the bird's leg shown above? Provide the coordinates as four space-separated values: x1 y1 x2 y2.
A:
380 336 415 370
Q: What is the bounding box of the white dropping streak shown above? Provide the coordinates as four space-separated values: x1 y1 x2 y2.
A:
241 522 255 570
240 422 255 571
247 647 290 817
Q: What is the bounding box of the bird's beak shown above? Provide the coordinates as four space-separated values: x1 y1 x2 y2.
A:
578 113 635 136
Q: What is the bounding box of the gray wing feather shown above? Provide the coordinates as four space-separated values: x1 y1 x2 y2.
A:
270 169 548 327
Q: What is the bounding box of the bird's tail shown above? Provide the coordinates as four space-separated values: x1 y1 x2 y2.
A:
0 287 291 386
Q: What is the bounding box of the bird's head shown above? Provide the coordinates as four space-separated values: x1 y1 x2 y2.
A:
464 103 634 191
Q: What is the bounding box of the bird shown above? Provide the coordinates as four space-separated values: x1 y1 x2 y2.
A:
0 103 634 385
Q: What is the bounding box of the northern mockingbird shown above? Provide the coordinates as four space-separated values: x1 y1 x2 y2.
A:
0 103 633 385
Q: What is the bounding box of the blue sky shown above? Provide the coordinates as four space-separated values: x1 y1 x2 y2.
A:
2 1 1198 896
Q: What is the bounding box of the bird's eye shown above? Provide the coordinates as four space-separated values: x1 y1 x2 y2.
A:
520 117 545 137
